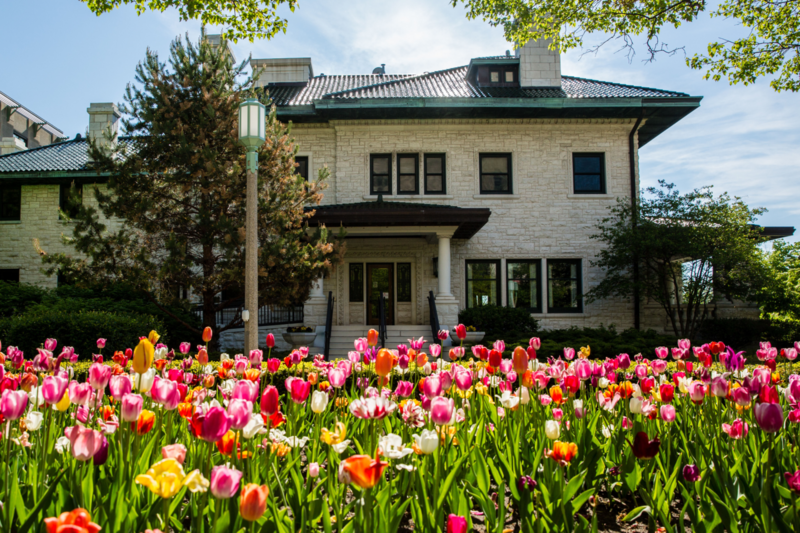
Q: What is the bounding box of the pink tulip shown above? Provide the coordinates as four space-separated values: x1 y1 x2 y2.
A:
423 375 442 399
651 360 667 376
162 443 187 464
455 371 472 391
440 371 453 392
654 346 668 359
721 419 748 439
211 465 243 499
430 343 442 358
64 425 103 461
447 514 467 533
710 376 728 398
0 389 28 420
622 416 634 430
178 342 190 354
290 379 311 404
228 399 253 431
552 408 563 420
430 396 455 425
660 404 676 423
398 354 410 369
529 337 541 350
196 406 232 442
44 338 57 351
260 386 279 414
635 364 648 379
232 380 259 403
394 381 413 397
493 340 505 353
731 386 752 406
234 359 248 376
96 338 107 349
249 349 263 367
309 462 320 478
109 375 132 401
617 353 631 370
120 393 143 422
574 359 592 380
328 368 346 388
688 382 707 404
755 402 784 433
563 347 575 361
678 339 691 351
438 330 449 341
41 374 69 405
88 363 112 391
151 377 181 410
354 338 368 353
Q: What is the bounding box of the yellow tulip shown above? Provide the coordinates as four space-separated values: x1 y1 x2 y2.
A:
133 338 155 375
148 330 160 345
135 458 209 498
54 391 71 412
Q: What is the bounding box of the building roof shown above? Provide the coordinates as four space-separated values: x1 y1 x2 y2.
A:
0 91 65 138
0 136 133 177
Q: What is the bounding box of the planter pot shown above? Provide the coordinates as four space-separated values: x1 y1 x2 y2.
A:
282 331 317 351
449 331 485 346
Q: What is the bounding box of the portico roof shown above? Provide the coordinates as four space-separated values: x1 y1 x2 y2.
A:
305 199 491 239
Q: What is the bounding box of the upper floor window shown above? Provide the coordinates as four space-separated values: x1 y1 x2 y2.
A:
547 259 582 313
59 183 83 219
295 156 309 181
479 153 512 194
476 65 519 87
424 154 446 194
466 260 500 308
370 154 392 195
0 185 21 221
397 154 419 195
573 153 606 194
507 260 542 313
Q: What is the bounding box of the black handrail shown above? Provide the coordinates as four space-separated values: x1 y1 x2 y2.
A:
324 291 334 359
378 292 387 348
194 301 303 328
428 290 440 341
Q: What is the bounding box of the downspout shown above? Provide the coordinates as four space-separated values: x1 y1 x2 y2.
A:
629 110 645 330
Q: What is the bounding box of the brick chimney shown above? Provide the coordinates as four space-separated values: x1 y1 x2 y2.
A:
515 32 561 88
86 103 120 161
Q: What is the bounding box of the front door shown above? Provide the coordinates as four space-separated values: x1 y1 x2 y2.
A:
367 263 394 326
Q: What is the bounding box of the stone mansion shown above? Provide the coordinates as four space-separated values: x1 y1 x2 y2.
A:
1 37 789 355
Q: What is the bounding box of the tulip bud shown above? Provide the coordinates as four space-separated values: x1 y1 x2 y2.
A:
545 420 560 440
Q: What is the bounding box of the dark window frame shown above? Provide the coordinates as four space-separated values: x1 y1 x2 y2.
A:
59 182 83 219
424 153 447 195
479 153 513 194
465 259 502 309
369 153 392 195
349 263 364 302
295 156 309 181
396 153 419 195
572 152 606 194
507 259 542 313
0 184 22 221
397 262 412 302
547 259 583 313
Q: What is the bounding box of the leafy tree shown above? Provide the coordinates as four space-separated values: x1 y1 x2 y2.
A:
586 181 769 338
453 0 800 91
41 35 343 345
82 0 297 42
758 240 800 319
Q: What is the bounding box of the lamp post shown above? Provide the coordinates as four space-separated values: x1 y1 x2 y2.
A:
238 98 266 356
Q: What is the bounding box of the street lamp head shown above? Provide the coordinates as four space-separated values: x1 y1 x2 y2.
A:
238 98 266 149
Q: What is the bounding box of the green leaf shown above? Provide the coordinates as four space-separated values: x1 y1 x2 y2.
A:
17 469 68 533
622 505 651 522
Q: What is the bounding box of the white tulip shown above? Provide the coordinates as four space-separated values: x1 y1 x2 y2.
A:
413 429 439 454
519 387 530 405
601 424 614 439
544 420 560 440
598 377 609 389
396 464 416 472
379 433 414 459
242 414 267 439
25 411 44 431
422 363 432 376
28 387 45 409
284 436 309 448
55 436 71 454
629 396 643 414
220 353 230 362
134 368 156 393
310 390 329 414
154 346 168 360
496 391 519 409
332 440 352 454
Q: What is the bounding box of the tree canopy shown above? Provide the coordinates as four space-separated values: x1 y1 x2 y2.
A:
453 0 800 92
82 0 297 42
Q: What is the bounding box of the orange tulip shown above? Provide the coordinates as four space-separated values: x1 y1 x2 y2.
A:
308 372 318 385
202 327 213 343
375 348 394 377
512 346 528 374
44 507 101 533
154 359 168 372
341 450 389 490
416 352 428 367
549 386 564 406
217 430 236 456
244 369 261 382
546 441 578 466
521 370 534 389
239 483 269 521
367 329 379 347
102 405 115 421
408 348 417 364
148 330 160 345
134 410 155 435
178 402 194 420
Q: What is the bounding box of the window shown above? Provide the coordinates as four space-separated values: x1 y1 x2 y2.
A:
397 154 419 194
547 259 582 313
295 156 309 181
479 153 512 194
466 260 500 308
0 185 21 221
572 153 606 194
349 263 364 302
490 71 500 83
504 71 514 83
59 183 82 219
424 154 446 194
507 260 541 312
0 269 20 283
397 263 412 302
370 154 392 195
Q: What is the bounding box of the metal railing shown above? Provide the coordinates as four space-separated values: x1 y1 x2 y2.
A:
195 300 304 328
324 291 334 359
378 293 387 348
428 290 440 341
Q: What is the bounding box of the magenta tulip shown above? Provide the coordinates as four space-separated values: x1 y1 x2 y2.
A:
430 396 455 425
785 470 800 493
260 385 280 415
617 353 631 369
455 371 473 391
93 435 109 466
0 389 28 420
755 402 784 433
41 374 69 405
654 346 668 359
88 363 112 391
660 404 676 423
328 369 346 388
683 464 701 482
290 379 311 404
446 514 467 533
44 338 58 351
151 377 180 410
120 393 144 422
423 375 442 399
394 381 413 397
210 465 243 499
266 333 275 349
108 375 132 401
64 425 104 461
196 406 232 442
96 338 107 349
228 399 253 431
232 380 259 403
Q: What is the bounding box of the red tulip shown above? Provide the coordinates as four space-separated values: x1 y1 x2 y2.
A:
629 431 661 460
455 324 467 341
239 484 269 521
488 349 502 368
202 327 213 343
260 385 280 415
266 333 275 349
44 508 101 533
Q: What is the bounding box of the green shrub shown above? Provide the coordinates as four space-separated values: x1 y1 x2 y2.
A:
0 281 48 318
764 317 800 345
697 318 764 351
0 309 166 359
457 305 538 336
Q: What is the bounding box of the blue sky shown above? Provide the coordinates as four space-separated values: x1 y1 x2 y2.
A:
4 0 797 241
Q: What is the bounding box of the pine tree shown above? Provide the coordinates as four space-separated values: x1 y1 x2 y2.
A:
43 35 343 345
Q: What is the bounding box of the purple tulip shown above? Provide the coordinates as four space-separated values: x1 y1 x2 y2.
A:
93 435 109 466
755 402 784 433
683 464 701 482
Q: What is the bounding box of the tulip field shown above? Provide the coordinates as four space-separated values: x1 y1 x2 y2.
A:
2 329 800 533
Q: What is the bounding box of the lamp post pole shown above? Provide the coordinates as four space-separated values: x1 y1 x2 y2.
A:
238 98 267 357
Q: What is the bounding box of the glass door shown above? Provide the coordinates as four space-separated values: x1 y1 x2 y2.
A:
366 263 394 325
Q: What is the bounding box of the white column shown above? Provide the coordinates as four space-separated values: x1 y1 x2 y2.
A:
437 234 452 297
310 276 324 299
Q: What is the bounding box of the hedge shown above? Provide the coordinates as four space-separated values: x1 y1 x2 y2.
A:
457 305 538 336
0 309 166 359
